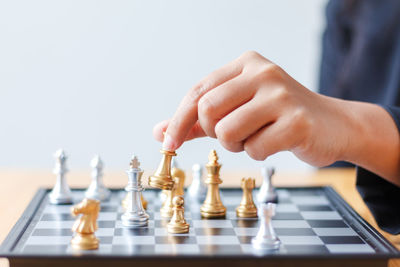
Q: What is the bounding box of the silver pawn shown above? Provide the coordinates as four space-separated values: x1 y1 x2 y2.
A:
85 155 111 201
257 167 278 203
49 149 73 204
252 203 281 250
187 164 207 202
121 155 149 227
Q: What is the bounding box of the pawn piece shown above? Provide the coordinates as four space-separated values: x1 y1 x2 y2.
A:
252 203 281 250
121 155 149 227
85 155 111 201
70 198 100 250
236 178 257 218
257 167 278 203
200 150 226 218
122 193 147 210
49 149 73 204
148 149 176 190
167 196 189 234
187 164 207 202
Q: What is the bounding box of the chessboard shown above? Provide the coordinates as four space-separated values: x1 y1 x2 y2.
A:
1 187 398 267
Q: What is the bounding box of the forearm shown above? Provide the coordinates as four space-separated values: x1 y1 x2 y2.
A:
337 99 400 186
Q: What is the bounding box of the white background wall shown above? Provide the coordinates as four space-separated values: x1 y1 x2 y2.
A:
0 0 328 172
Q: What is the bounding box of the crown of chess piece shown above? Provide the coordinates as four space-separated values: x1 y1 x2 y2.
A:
167 196 189 234
85 155 111 201
257 167 278 203
236 177 258 218
49 149 73 205
70 198 100 250
187 164 207 202
121 155 149 227
160 160 185 218
252 203 281 250
200 150 226 218
148 149 177 190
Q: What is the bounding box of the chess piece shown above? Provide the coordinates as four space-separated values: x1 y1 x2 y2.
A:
85 155 111 201
257 167 278 203
187 164 207 202
236 177 257 218
70 198 100 250
121 155 149 227
49 149 73 204
167 196 189 234
252 203 281 250
148 149 176 190
200 150 226 218
122 193 147 210
158 158 185 202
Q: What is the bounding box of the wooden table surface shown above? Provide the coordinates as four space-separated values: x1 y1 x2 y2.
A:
0 167 399 267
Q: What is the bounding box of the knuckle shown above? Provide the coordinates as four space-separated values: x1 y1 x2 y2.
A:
290 108 311 133
215 123 235 143
259 63 282 78
241 50 261 60
186 82 208 103
219 140 244 153
244 141 267 161
198 96 215 118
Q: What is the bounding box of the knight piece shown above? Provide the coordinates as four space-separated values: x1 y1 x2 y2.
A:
121 155 149 227
257 167 278 203
85 155 111 201
187 164 207 202
49 149 73 205
236 177 258 218
70 198 100 250
167 196 189 234
200 150 226 218
252 203 281 250
148 149 176 190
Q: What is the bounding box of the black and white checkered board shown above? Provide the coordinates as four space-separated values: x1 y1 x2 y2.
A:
1 187 398 266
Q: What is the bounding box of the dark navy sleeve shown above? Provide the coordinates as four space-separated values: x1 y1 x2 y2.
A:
356 105 400 235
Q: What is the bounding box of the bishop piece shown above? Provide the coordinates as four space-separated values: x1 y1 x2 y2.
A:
167 196 189 234
49 149 73 204
252 203 281 250
236 177 257 218
148 149 176 190
200 150 226 218
257 167 278 203
70 198 100 250
187 164 207 202
85 155 111 201
121 155 149 227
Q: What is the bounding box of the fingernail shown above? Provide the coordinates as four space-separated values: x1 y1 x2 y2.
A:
162 134 176 151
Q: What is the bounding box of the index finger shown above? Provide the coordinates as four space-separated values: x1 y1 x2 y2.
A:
163 59 244 150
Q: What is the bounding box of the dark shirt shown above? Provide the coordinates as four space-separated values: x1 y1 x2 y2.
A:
319 0 400 234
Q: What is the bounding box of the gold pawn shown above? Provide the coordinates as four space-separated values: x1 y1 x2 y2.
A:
236 177 257 218
167 196 189 234
160 166 185 217
200 150 226 218
122 193 147 210
148 149 176 190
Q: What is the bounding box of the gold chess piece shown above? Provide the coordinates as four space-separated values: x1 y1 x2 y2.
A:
236 177 258 218
167 196 189 234
70 198 100 250
160 167 185 217
148 149 176 190
122 193 147 210
158 160 185 206
200 150 226 218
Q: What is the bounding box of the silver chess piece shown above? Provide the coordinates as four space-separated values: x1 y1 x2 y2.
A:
85 155 111 201
252 203 281 250
121 155 149 227
187 163 207 202
257 167 278 203
49 149 73 204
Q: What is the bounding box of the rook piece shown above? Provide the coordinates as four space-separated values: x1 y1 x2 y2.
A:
167 196 189 234
187 164 207 202
49 149 73 204
70 198 100 250
236 178 257 218
200 150 226 218
252 203 281 250
257 167 278 203
160 161 185 218
121 155 149 227
148 149 176 190
85 155 111 201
